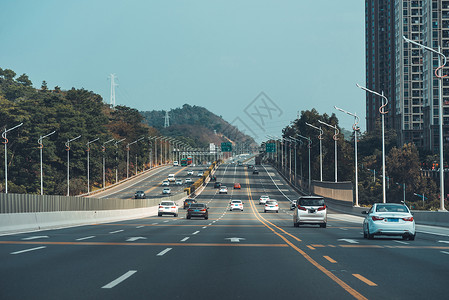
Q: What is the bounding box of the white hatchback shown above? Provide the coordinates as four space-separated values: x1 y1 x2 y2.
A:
158 201 178 217
362 203 415 240
162 187 171 194
293 196 327 228
264 200 279 213
219 186 228 194
259 195 270 205
230 200 244 211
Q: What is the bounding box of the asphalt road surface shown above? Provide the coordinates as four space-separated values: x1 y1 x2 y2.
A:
0 162 448 299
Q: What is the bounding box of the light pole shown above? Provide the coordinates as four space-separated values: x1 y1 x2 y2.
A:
318 120 340 182
102 138 115 189
86 137 99 194
287 137 299 186
357 83 388 203
296 134 312 193
127 137 144 178
2 123 23 193
335 106 360 207
148 136 156 168
38 130 56 195
306 122 324 181
65 135 81 196
115 138 126 183
403 36 447 211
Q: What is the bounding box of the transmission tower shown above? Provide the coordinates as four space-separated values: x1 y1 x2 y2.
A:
164 111 170 128
109 74 118 108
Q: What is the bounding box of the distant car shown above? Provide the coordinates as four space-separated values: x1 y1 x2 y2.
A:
173 161 179 166
185 178 193 184
259 195 270 205
158 201 178 217
162 180 170 186
253 169 259 174
187 170 194 175
162 187 171 194
248 165 254 169
230 200 243 211
183 198 197 209
175 179 183 185
238 161 243 166
362 203 415 240
293 196 327 228
219 186 228 194
134 190 146 199
234 183 241 189
197 172 204 177
290 200 297 210
214 181 221 188
167 174 176 182
210 175 217 182
186 203 209 219
265 200 279 213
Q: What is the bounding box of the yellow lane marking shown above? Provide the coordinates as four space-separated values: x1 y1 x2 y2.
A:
311 244 326 248
324 256 337 263
0 241 288 247
307 245 315 250
244 170 367 300
144 166 187 194
353 274 377 286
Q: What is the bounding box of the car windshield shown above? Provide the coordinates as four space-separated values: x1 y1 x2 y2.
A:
375 205 408 213
232 200 242 204
161 202 173 206
299 198 325 206
190 204 205 208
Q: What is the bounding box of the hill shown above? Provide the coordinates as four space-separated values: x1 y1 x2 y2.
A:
140 104 256 147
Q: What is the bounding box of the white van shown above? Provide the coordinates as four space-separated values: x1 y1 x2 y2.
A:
173 161 179 166
167 174 176 182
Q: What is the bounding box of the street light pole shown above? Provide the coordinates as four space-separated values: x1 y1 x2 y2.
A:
335 106 361 207
38 130 56 195
296 135 312 193
318 120 340 182
357 83 388 203
127 137 144 178
2 123 23 194
65 135 81 196
114 138 126 183
102 138 115 189
403 36 447 211
86 138 99 194
306 122 324 181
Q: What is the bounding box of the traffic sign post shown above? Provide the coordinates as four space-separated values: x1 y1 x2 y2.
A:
221 142 232 152
266 143 276 153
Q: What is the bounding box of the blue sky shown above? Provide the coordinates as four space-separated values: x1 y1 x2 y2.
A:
1 0 365 142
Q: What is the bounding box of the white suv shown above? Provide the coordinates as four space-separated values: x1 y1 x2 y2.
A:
259 195 270 205
293 196 327 228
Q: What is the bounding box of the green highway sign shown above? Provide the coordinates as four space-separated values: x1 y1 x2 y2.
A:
221 142 232 152
266 142 276 153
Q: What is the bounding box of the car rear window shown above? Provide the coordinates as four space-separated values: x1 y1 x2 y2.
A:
161 202 174 206
299 198 325 206
266 200 277 205
190 204 205 208
232 200 242 204
375 205 408 213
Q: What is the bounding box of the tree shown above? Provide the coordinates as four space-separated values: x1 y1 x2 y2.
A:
16 74 32 86
2 69 16 81
41 81 48 91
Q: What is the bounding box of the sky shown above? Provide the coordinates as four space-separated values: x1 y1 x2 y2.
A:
1 0 365 143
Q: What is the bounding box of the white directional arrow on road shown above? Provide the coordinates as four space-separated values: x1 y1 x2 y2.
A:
438 240 449 244
225 237 246 243
126 237 147 242
338 239 359 244
22 236 49 240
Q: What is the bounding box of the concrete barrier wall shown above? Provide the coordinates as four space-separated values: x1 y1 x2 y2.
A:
312 180 353 203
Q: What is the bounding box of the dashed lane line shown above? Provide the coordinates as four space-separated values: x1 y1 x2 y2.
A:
181 237 189 242
352 274 377 287
102 271 137 289
157 248 172 256
76 236 95 241
11 246 46 255
109 230 124 234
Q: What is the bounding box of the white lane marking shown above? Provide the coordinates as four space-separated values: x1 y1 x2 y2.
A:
202 226 207 229
152 223 158 225
225 237 245 243
126 237 147 242
136 226 144 229
438 240 449 244
109 230 124 234
163 220 169 223
157 248 172 256
192 231 200 235
76 236 95 241
339 228 348 231
11 246 46 255
181 237 189 242
212 221 216 223
338 239 359 244
22 236 49 240
261 165 291 201
394 240 409 245
416 230 449 237
102 270 137 289
441 251 449 255
208 223 212 226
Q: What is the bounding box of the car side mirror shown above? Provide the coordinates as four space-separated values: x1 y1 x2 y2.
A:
362 211 368 215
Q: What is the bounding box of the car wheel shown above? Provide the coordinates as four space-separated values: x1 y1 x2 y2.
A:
276 210 279 213
174 213 178 217
158 213 162 217
264 210 266 213
186 215 191 219
363 226 367 239
367 227 374 240
320 223 327 228
205 216 208 220
294 221 299 227
409 233 416 241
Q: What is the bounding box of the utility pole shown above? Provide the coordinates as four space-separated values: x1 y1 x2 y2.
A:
109 74 117 108
164 111 170 128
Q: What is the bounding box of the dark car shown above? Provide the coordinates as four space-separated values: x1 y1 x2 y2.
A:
253 169 259 174
248 165 254 169
134 191 146 199
183 198 197 209
211 175 217 182
186 203 209 219
214 181 221 188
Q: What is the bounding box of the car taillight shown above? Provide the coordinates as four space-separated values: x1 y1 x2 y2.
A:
372 216 384 221
159 206 163 208
201 209 206 211
317 205 326 211
402 217 414 221
171 206 176 209
297 205 306 211
275 205 278 207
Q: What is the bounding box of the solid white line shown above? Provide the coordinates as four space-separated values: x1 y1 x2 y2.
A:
157 248 172 256
152 223 158 225
109 230 124 234
192 231 200 235
102 270 137 289
11 246 46 255
261 165 291 201
339 228 348 231
136 226 144 229
202 226 207 229
76 236 95 241
181 237 189 242
417 230 449 237
163 220 169 223
394 240 409 245
441 251 449 255
208 223 212 226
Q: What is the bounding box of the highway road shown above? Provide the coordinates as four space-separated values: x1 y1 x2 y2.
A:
0 162 448 299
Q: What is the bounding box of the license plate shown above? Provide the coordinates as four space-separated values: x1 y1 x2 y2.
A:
309 209 315 213
269 206 274 208
194 210 199 212
388 218 399 222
